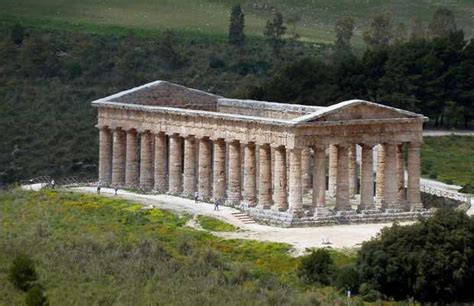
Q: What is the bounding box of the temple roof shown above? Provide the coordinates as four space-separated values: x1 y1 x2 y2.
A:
92 80 428 126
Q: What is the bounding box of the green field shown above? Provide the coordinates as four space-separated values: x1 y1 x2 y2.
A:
0 0 472 44
0 189 357 305
422 136 474 188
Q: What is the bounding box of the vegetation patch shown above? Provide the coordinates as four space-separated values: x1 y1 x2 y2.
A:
421 136 474 188
197 215 238 232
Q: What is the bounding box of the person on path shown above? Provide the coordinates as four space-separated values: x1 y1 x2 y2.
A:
194 191 199 204
51 179 56 189
97 181 101 194
114 186 118 195
214 198 220 211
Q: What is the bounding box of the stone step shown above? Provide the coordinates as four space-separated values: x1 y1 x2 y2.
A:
231 212 256 224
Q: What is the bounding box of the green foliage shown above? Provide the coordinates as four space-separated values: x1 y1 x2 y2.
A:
25 285 48 306
298 249 336 285
10 23 25 45
228 4 245 46
264 11 287 55
334 264 359 294
356 209 474 303
429 7 457 38
459 183 474 194
421 136 474 187
8 255 38 291
362 14 393 49
197 215 238 232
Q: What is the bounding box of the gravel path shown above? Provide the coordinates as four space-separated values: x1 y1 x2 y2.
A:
70 187 407 255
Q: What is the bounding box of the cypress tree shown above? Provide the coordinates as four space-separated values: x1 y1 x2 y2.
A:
228 4 245 46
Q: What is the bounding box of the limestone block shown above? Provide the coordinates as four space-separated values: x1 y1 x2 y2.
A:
382 143 399 210
396 144 406 208
244 143 257 206
375 144 386 202
313 146 326 207
359 144 375 210
348 144 357 198
258 144 272 209
289 149 302 213
273 146 288 211
407 142 422 210
328 145 338 197
301 148 312 193
212 139 226 201
335 145 351 211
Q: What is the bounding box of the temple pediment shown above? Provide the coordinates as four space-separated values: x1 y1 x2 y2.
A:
293 100 425 124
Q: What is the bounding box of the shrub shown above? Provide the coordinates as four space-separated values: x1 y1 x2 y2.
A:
197 215 238 232
334 264 359 293
459 183 474 194
8 255 38 291
298 249 336 285
25 285 48 306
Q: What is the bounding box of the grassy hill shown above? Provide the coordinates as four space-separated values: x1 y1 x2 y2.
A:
0 0 472 44
0 189 356 304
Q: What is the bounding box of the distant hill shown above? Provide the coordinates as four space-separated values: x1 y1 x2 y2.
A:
0 0 472 44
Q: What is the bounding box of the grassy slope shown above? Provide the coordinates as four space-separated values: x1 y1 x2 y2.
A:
0 0 472 44
0 189 356 305
197 215 239 232
421 136 474 187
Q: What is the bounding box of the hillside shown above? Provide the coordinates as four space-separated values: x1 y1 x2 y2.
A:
0 0 472 44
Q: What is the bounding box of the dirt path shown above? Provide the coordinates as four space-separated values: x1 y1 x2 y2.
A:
70 187 408 255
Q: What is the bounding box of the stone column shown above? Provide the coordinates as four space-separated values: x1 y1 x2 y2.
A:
183 135 197 197
227 140 242 205
301 148 312 193
125 129 138 188
407 142 423 210
396 144 406 208
359 144 375 210
258 144 272 209
139 131 154 190
198 137 212 200
273 146 287 211
313 146 326 207
348 144 357 198
289 149 302 213
98 127 112 185
111 128 126 187
382 143 398 210
375 144 386 203
336 145 351 211
328 145 338 197
154 132 167 192
212 139 226 201
244 143 257 206
168 134 183 194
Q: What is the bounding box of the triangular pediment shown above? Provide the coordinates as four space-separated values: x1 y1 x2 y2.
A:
293 100 424 124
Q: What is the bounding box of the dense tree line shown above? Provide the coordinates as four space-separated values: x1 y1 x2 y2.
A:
248 31 473 128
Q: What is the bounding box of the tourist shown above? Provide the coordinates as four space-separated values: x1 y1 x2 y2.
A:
51 179 55 189
97 181 101 194
214 199 220 211
194 191 199 203
114 186 118 195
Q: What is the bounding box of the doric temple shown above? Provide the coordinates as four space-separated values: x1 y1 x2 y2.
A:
92 80 430 226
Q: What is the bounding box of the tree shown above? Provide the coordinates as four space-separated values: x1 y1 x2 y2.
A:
357 209 474 303
10 23 25 46
334 17 355 60
410 17 426 41
363 14 393 49
157 30 185 70
429 7 457 38
228 4 245 46
393 22 407 45
8 255 38 291
298 249 336 285
263 11 287 55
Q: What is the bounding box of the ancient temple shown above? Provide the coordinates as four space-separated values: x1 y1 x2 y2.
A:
92 80 429 226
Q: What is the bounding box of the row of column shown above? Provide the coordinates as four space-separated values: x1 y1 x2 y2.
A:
99 127 422 212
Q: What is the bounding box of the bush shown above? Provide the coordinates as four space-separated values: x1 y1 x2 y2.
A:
334 264 359 294
356 209 474 303
8 255 38 291
25 285 48 306
298 249 336 285
460 183 474 194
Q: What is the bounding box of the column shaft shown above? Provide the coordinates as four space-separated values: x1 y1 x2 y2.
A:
98 127 112 185
111 128 126 187
289 149 302 213
168 134 183 194
360 144 375 210
212 139 226 201
328 145 338 197
382 143 398 209
244 143 257 206
198 138 212 200
313 147 326 207
376 144 386 202
125 130 138 188
228 141 242 204
273 146 287 211
348 144 357 198
154 132 167 192
183 136 197 196
301 148 312 193
336 145 351 211
396 144 406 208
258 144 272 208
407 142 423 210
139 132 154 190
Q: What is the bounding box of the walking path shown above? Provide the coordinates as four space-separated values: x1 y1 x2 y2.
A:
423 130 474 137
70 186 403 255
